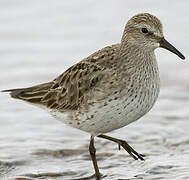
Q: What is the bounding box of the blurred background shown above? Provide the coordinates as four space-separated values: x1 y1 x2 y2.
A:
0 1 189 180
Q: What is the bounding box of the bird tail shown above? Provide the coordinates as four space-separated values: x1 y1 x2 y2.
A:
1 82 53 104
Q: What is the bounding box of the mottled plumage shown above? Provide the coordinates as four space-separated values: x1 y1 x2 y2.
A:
1 13 185 179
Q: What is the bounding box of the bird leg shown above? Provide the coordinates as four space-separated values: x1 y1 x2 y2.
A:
89 136 101 180
98 134 144 161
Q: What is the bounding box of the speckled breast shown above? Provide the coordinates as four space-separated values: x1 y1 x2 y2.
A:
69 77 160 136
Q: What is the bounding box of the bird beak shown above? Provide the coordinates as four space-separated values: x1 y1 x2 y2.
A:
159 38 185 60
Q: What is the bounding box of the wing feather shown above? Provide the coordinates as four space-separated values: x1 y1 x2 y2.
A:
2 44 120 111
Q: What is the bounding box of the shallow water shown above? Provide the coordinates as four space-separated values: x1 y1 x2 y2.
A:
0 1 189 180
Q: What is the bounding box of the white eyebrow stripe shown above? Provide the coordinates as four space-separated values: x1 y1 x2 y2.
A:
133 23 163 37
134 24 155 31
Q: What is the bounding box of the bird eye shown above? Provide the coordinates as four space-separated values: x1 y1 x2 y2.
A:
141 28 148 34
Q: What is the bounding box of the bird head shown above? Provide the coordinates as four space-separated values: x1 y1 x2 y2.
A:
123 13 185 60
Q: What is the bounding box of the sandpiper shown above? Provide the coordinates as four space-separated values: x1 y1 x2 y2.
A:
1 13 185 179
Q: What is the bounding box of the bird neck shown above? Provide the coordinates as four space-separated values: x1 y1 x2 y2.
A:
118 38 157 66
116 38 159 79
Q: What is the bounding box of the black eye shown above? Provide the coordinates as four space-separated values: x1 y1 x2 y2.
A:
141 28 148 34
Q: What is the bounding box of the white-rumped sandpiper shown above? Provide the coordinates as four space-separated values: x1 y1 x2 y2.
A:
1 13 185 179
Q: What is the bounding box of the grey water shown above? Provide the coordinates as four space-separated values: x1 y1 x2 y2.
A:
0 1 189 180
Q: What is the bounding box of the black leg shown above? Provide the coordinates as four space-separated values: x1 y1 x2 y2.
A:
98 134 144 161
89 136 101 180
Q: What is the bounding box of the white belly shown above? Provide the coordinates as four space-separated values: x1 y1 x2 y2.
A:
50 84 159 136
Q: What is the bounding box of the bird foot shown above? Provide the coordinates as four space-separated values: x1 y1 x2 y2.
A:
117 139 144 161
98 134 145 161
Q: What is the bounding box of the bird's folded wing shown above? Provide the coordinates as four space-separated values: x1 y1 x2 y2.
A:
1 44 120 111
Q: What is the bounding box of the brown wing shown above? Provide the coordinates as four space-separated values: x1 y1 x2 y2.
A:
42 44 120 110
2 62 104 110
2 44 119 111
41 61 104 110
